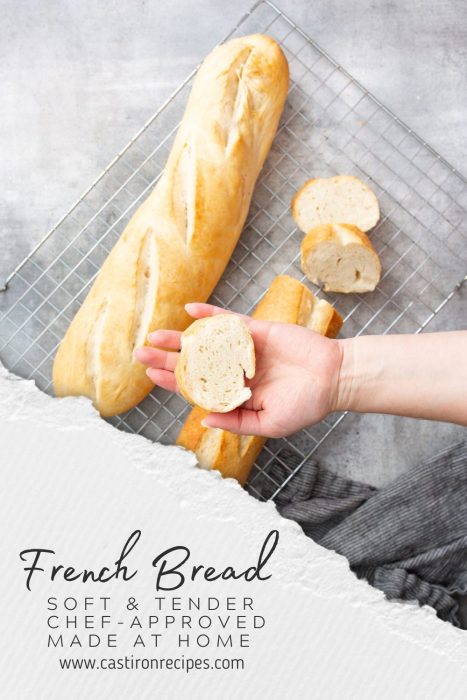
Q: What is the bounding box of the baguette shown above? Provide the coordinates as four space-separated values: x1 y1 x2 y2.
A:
53 35 289 417
175 314 255 413
176 275 343 484
291 175 380 233
301 223 381 293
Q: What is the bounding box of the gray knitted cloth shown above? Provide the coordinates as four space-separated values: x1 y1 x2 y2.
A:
252 441 467 627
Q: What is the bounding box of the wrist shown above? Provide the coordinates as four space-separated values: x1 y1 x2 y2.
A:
334 335 389 415
333 337 360 413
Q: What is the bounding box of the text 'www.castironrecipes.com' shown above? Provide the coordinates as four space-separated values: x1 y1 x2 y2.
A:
58 654 245 673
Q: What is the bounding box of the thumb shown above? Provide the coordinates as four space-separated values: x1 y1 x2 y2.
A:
201 407 265 436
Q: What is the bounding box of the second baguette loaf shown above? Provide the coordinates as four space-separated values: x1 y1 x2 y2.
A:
176 275 343 484
53 35 289 417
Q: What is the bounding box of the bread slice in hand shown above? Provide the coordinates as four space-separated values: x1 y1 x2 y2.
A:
176 275 343 484
301 223 381 293
175 314 255 413
292 175 380 233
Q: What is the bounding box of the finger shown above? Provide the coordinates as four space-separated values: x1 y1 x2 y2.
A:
134 346 178 372
185 302 258 331
146 368 178 393
185 302 233 319
147 329 182 349
201 407 265 436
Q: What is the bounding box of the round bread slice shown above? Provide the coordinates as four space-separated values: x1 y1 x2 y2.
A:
301 223 382 293
175 314 255 413
292 175 380 233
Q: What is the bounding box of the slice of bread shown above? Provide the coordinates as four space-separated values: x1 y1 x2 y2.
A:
301 223 381 293
175 314 255 413
292 175 380 233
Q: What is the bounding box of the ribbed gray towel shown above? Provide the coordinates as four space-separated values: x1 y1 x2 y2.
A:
252 441 467 627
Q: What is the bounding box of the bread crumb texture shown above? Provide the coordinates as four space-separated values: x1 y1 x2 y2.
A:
175 314 256 412
292 175 380 233
301 223 381 293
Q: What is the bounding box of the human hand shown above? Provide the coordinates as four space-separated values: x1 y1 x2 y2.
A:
134 303 343 437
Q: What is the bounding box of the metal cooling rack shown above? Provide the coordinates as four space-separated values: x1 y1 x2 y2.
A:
1 0 466 501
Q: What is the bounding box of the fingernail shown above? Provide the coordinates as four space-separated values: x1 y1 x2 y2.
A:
201 419 209 428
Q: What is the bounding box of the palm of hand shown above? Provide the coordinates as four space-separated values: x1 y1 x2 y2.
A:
243 321 340 437
134 304 341 438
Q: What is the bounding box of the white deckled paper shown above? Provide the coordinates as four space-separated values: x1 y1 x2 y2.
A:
1 364 466 699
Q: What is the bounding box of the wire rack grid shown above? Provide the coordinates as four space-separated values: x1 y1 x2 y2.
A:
1 0 466 501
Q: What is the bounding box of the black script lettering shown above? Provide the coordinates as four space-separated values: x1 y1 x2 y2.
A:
152 546 190 591
19 530 141 590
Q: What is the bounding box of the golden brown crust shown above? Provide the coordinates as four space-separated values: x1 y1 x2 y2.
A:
53 35 289 417
176 274 343 484
308 299 343 339
176 405 209 455
301 223 378 258
290 177 320 219
252 275 310 324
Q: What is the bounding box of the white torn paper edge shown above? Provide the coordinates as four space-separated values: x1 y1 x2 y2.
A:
1 364 466 699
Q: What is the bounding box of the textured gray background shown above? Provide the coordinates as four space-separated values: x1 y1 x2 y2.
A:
1 0 466 621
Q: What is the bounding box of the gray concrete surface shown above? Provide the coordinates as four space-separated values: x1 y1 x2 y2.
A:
1 0 466 460
2 0 467 280
1 0 466 622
